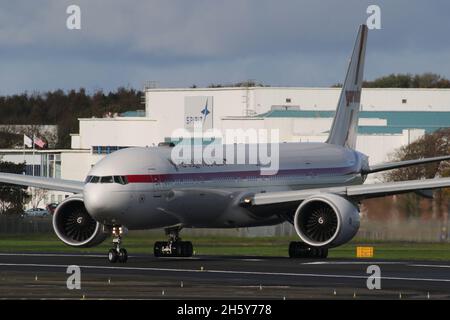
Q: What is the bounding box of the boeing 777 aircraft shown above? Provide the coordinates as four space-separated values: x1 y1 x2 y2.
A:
1 24 450 263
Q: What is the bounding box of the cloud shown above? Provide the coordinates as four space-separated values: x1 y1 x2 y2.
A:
0 0 449 94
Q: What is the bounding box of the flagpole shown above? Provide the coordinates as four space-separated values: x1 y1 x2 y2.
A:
23 135 25 169
32 135 35 208
32 134 35 177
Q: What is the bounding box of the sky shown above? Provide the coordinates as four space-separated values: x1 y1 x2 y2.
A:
1 0 450 95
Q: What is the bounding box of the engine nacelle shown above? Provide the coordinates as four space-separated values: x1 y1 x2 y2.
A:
293 193 360 248
52 195 108 247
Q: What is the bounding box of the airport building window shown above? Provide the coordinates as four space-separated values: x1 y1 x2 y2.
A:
25 164 41 176
39 153 61 178
92 146 130 155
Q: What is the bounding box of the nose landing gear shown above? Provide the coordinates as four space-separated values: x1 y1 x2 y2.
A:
154 227 193 257
108 226 128 263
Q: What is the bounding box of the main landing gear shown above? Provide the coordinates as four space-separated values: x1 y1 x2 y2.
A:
289 241 328 259
108 226 128 263
154 227 193 257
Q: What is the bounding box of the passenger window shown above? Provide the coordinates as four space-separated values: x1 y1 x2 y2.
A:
90 176 99 183
101 176 113 183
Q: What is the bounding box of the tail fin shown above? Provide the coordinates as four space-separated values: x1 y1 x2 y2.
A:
326 24 368 149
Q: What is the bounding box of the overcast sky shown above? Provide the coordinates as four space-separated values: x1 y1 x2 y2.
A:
1 0 449 95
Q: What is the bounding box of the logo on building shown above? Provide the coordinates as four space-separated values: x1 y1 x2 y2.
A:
184 96 213 131
200 100 210 124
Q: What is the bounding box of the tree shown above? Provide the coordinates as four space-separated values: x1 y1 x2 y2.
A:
28 187 48 209
0 87 143 149
0 161 30 215
383 128 450 220
362 73 450 88
208 81 268 88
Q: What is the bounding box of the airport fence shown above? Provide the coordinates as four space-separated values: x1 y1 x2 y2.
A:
0 215 448 242
0 215 53 234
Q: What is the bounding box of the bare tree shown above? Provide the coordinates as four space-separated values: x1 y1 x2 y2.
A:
384 128 450 222
28 187 48 209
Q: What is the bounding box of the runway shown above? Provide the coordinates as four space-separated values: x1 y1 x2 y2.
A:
1 252 450 299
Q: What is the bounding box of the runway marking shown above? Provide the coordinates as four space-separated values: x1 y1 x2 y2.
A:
0 253 208 260
409 264 450 269
302 261 405 265
235 258 265 262
0 253 261 262
0 253 106 258
1 262 450 284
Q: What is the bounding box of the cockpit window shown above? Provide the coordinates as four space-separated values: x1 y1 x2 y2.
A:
114 176 128 185
90 176 99 183
100 176 113 183
86 175 128 184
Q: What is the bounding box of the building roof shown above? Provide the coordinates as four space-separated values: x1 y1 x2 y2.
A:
258 109 450 134
145 86 450 93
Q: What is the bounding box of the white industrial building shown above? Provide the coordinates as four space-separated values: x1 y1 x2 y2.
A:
3 86 450 209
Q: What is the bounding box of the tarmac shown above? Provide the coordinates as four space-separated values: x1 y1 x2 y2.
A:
0 252 450 299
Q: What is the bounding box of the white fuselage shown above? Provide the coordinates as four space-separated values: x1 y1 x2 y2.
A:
83 142 367 230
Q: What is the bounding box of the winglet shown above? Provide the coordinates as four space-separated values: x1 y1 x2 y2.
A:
326 24 368 149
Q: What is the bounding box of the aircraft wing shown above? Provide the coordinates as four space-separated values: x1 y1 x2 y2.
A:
250 176 450 206
0 172 84 193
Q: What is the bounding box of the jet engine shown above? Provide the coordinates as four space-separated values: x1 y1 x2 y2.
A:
52 195 108 247
293 193 360 248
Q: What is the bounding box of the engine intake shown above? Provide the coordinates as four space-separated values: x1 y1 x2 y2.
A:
52 195 107 247
294 193 360 248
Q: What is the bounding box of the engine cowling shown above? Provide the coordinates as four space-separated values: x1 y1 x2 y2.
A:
293 193 360 248
52 195 108 247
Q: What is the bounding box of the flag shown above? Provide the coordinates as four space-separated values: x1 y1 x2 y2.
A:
23 135 33 148
33 136 46 149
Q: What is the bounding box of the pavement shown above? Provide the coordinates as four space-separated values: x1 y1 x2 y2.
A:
0 252 450 299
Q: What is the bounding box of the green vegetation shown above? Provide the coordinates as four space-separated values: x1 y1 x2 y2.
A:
333 72 450 88
363 73 450 88
1 232 450 261
0 87 142 148
0 161 29 214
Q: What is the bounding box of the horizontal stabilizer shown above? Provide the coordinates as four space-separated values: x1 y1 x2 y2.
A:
362 155 450 174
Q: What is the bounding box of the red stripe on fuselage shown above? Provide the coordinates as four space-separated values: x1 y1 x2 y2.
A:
125 166 359 183
127 175 160 183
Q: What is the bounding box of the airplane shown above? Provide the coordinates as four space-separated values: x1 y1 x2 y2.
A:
1 24 450 263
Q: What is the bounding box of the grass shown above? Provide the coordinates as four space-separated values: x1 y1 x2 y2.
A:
1 232 450 261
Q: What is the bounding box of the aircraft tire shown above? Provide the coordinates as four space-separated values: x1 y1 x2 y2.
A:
108 249 118 263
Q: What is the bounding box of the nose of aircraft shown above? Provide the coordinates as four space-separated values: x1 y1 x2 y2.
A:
83 184 108 218
83 184 124 223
